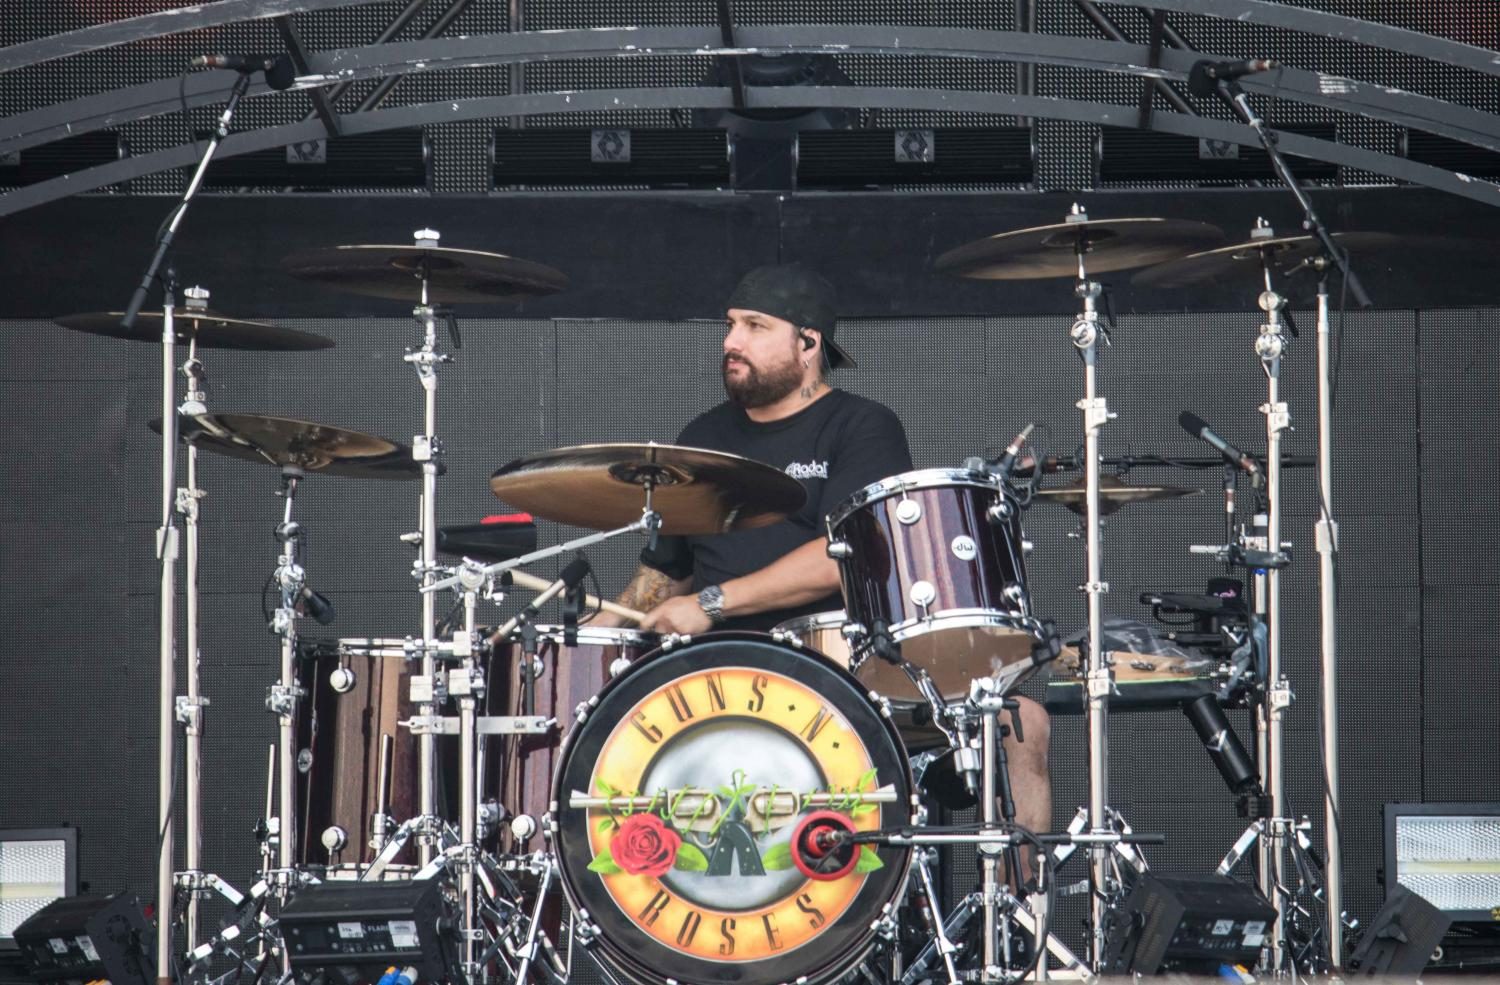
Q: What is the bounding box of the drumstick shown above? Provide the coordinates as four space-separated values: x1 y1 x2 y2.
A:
506 568 646 624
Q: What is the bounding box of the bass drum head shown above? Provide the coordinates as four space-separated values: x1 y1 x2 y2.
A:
551 632 913 985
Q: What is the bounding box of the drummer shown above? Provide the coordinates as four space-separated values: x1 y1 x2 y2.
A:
599 263 1054 869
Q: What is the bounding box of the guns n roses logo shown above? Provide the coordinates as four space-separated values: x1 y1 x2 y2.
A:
553 637 912 985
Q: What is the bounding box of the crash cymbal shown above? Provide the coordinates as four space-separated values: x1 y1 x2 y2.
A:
152 413 420 480
489 442 807 536
1035 476 1201 516
1132 231 1402 288
283 241 568 304
56 310 334 350
935 216 1224 280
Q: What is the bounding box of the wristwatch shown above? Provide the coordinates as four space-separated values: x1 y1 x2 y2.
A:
697 584 727 625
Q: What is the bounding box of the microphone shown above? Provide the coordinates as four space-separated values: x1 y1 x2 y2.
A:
559 554 592 592
192 53 296 90
1182 694 1260 796
192 53 278 71
1187 57 1280 96
296 587 336 626
1179 411 1262 481
993 423 1035 477
789 811 859 880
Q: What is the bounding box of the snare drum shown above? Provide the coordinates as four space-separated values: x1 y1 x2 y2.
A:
550 632 913 985
486 625 657 850
827 468 1043 695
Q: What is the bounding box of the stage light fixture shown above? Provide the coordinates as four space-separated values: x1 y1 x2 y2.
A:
1382 802 1500 970
0 828 77 954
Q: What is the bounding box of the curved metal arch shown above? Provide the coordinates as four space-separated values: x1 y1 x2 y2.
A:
1096 0 1500 78
0 0 384 74
3 84 1497 219
6 26 1500 160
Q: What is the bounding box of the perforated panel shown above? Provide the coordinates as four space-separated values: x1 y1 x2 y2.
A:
5 1 1500 194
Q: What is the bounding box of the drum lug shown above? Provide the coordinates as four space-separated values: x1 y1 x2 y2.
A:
608 654 632 677
909 580 936 609
574 910 601 946
871 904 900 941
895 497 922 525
661 632 691 651
987 499 1013 524
840 621 867 642
826 539 853 560
771 628 799 647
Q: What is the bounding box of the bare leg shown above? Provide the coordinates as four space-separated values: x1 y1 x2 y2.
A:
1002 695 1052 884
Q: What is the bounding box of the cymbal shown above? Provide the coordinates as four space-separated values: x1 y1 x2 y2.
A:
1035 476 1201 515
490 442 807 535
153 413 420 480
282 243 569 304
935 216 1224 280
56 310 334 351
1132 231 1402 288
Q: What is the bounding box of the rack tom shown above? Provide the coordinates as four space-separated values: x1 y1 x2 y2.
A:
826 468 1041 695
485 625 657 851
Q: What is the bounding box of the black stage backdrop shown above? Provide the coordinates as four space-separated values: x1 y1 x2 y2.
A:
1 187 1497 948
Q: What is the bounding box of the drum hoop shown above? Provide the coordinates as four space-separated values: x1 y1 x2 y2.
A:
885 608 1036 642
826 467 1001 530
499 624 658 647
772 610 849 635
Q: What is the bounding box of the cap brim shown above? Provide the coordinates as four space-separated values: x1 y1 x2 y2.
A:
826 337 856 370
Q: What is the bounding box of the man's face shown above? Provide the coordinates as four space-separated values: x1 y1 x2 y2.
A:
722 307 805 408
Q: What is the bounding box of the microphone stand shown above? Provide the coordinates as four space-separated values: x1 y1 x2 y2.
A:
125 70 251 983
1212 74 1363 970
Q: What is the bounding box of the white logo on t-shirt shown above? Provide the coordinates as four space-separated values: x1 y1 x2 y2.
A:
785 460 829 480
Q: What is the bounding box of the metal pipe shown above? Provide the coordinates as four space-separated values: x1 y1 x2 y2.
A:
1074 0 1195 115
1316 284 1343 966
358 0 478 112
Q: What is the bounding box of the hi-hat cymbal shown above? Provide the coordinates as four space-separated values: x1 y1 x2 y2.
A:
1036 476 1201 515
489 442 807 536
283 243 568 304
152 413 420 480
56 310 333 350
1132 231 1402 288
935 216 1225 280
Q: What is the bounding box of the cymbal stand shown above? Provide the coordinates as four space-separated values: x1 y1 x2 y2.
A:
1254 232 1294 973
152 276 182 985
267 467 310 883
1214 76 1366 968
407 227 453 866
172 287 244 956
1065 204 1121 970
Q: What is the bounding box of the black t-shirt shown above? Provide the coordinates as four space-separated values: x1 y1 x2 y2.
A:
640 389 913 631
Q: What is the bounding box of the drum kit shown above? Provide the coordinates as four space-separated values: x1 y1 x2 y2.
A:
56 200 1359 985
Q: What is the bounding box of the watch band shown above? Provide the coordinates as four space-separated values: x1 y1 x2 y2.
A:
697 584 727 624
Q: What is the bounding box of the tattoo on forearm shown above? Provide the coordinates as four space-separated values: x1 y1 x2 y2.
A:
618 567 679 610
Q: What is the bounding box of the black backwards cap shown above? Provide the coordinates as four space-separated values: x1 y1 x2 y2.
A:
725 263 855 369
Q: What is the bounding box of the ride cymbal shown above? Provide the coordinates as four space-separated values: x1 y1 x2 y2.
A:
1035 476 1201 515
283 241 568 304
153 413 420 479
56 310 333 351
935 216 1225 280
489 442 807 535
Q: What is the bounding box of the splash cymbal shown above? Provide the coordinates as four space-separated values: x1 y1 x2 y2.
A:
283 242 568 304
1035 476 1201 515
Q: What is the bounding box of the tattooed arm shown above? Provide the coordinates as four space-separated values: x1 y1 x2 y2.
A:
591 564 693 627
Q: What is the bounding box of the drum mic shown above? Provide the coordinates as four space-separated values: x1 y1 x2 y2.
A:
1179 411 1262 482
789 811 860 880
1182 693 1260 797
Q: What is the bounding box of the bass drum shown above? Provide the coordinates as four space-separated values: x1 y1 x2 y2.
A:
550 632 913 985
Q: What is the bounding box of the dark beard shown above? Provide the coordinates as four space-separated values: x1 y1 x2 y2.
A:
722 353 803 408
